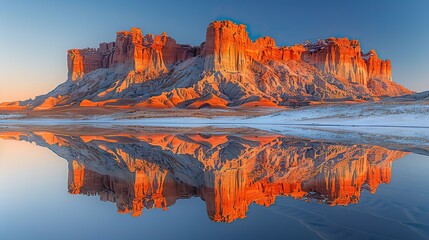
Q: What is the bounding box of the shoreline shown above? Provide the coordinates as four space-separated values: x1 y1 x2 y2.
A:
1 101 428 128
1 118 429 129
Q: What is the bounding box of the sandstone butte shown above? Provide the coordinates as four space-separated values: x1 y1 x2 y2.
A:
0 130 407 222
0 20 412 110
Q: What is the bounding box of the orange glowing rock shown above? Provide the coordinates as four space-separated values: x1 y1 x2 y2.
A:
0 101 27 110
185 94 229 109
239 97 279 107
302 38 369 86
202 20 251 73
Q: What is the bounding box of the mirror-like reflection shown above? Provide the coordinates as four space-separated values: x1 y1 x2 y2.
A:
0 127 408 222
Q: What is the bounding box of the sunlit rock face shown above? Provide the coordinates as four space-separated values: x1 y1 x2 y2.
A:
364 50 392 82
67 28 199 81
0 129 407 222
303 38 369 86
8 20 412 110
202 20 250 72
201 21 309 73
301 39 409 96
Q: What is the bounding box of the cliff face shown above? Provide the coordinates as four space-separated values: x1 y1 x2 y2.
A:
364 50 392 82
302 38 368 86
202 21 250 72
0 129 408 222
67 28 200 82
302 38 400 95
201 21 309 73
8 20 412 109
200 22 397 90
67 48 105 81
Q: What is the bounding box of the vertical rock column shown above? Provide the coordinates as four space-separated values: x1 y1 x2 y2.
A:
364 50 392 82
111 28 144 71
202 20 250 73
67 49 84 81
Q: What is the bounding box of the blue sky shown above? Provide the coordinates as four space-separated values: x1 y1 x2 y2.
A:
0 0 428 101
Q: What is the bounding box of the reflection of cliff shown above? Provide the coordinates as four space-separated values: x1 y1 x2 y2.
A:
0 130 407 222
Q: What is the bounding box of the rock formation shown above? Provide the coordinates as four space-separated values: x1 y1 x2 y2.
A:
302 38 369 85
202 21 250 72
67 28 200 82
4 20 412 109
0 129 408 222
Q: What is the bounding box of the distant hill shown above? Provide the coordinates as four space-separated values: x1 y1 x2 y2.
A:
385 91 429 102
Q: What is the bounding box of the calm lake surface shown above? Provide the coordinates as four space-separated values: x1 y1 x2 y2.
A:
0 126 428 240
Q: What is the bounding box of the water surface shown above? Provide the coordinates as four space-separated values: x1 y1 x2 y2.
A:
0 126 428 239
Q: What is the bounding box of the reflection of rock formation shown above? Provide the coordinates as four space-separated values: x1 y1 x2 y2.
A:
0 130 407 222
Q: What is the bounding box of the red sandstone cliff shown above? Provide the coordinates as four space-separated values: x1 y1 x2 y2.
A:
6 20 412 109
202 21 250 72
67 28 200 82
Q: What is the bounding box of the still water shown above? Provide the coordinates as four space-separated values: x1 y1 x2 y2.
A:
0 126 428 240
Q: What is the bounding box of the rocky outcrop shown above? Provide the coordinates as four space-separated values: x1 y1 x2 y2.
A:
67 48 106 81
201 21 312 73
302 38 369 86
364 49 392 82
202 21 250 72
67 28 200 81
301 39 404 96
0 129 408 222
7 20 412 109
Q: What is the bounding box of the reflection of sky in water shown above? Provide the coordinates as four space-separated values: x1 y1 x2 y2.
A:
0 138 428 240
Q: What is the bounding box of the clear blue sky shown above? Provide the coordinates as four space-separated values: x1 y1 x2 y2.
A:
0 0 428 102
